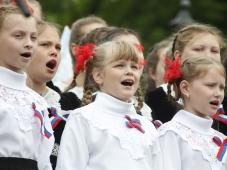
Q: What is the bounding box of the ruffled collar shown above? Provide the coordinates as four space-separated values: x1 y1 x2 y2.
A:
0 66 28 90
94 92 134 116
173 110 213 135
81 92 159 160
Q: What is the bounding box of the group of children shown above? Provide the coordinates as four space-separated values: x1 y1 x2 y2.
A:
0 1 227 170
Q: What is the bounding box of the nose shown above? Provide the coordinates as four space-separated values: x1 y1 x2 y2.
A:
125 65 133 75
49 47 58 58
24 37 34 50
214 87 223 98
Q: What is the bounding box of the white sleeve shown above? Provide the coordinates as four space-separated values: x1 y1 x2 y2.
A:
56 113 89 170
159 131 182 170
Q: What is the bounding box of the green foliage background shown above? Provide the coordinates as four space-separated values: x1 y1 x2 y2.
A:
40 0 227 52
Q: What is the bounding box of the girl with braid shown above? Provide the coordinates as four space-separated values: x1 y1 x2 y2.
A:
62 26 152 120
159 56 227 170
56 41 162 170
145 23 226 129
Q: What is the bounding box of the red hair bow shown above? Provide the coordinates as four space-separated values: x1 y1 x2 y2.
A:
139 59 148 68
74 43 95 75
135 44 144 52
164 57 182 83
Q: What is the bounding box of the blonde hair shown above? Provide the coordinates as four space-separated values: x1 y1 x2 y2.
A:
167 56 225 101
172 23 225 55
82 41 144 112
70 15 107 45
37 20 61 36
0 4 24 31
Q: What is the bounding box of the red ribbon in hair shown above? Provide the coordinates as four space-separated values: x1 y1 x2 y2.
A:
139 59 148 66
135 44 144 52
164 57 182 83
74 43 95 75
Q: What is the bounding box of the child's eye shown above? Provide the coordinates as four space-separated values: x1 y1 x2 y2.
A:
56 44 61 51
193 48 202 52
131 64 139 69
220 85 225 90
14 34 22 39
31 35 37 42
206 83 215 88
39 42 49 47
115 64 124 67
211 49 219 54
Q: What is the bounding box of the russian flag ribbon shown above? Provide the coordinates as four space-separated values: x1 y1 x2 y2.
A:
125 115 145 134
32 103 52 139
211 107 227 125
48 107 66 129
217 138 227 161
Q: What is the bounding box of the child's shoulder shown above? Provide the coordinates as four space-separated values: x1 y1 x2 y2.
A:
67 102 94 118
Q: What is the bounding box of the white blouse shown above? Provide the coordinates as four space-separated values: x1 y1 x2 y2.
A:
158 110 227 170
56 92 161 170
0 67 54 170
69 86 153 120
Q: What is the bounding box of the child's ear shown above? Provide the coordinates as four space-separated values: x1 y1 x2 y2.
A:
180 80 190 98
148 67 156 81
71 43 78 56
92 68 104 86
174 50 181 59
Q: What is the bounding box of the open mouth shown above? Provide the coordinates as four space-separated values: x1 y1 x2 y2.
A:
210 100 219 107
21 52 32 58
46 59 57 70
121 79 134 86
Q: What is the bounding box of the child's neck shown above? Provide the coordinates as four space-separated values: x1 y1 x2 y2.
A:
27 78 47 96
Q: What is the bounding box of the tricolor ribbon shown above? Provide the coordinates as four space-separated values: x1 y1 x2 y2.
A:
125 115 145 133
217 138 227 161
32 103 52 139
211 107 227 125
49 107 66 129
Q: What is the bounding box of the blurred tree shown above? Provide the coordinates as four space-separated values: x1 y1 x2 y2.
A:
40 0 227 52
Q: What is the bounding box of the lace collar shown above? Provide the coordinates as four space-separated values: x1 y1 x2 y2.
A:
79 92 159 159
173 110 213 135
94 92 134 116
0 66 28 90
159 110 226 168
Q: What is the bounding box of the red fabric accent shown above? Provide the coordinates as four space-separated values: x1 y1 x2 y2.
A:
135 44 144 52
164 57 182 83
73 43 95 74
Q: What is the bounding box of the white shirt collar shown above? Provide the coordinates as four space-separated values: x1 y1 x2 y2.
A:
173 110 213 134
0 66 28 90
94 92 134 116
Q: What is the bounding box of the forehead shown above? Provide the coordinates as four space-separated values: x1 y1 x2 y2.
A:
187 33 219 47
194 66 225 81
39 26 60 42
103 43 140 64
1 14 36 33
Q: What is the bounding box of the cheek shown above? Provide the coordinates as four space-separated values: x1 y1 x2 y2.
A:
135 70 142 80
